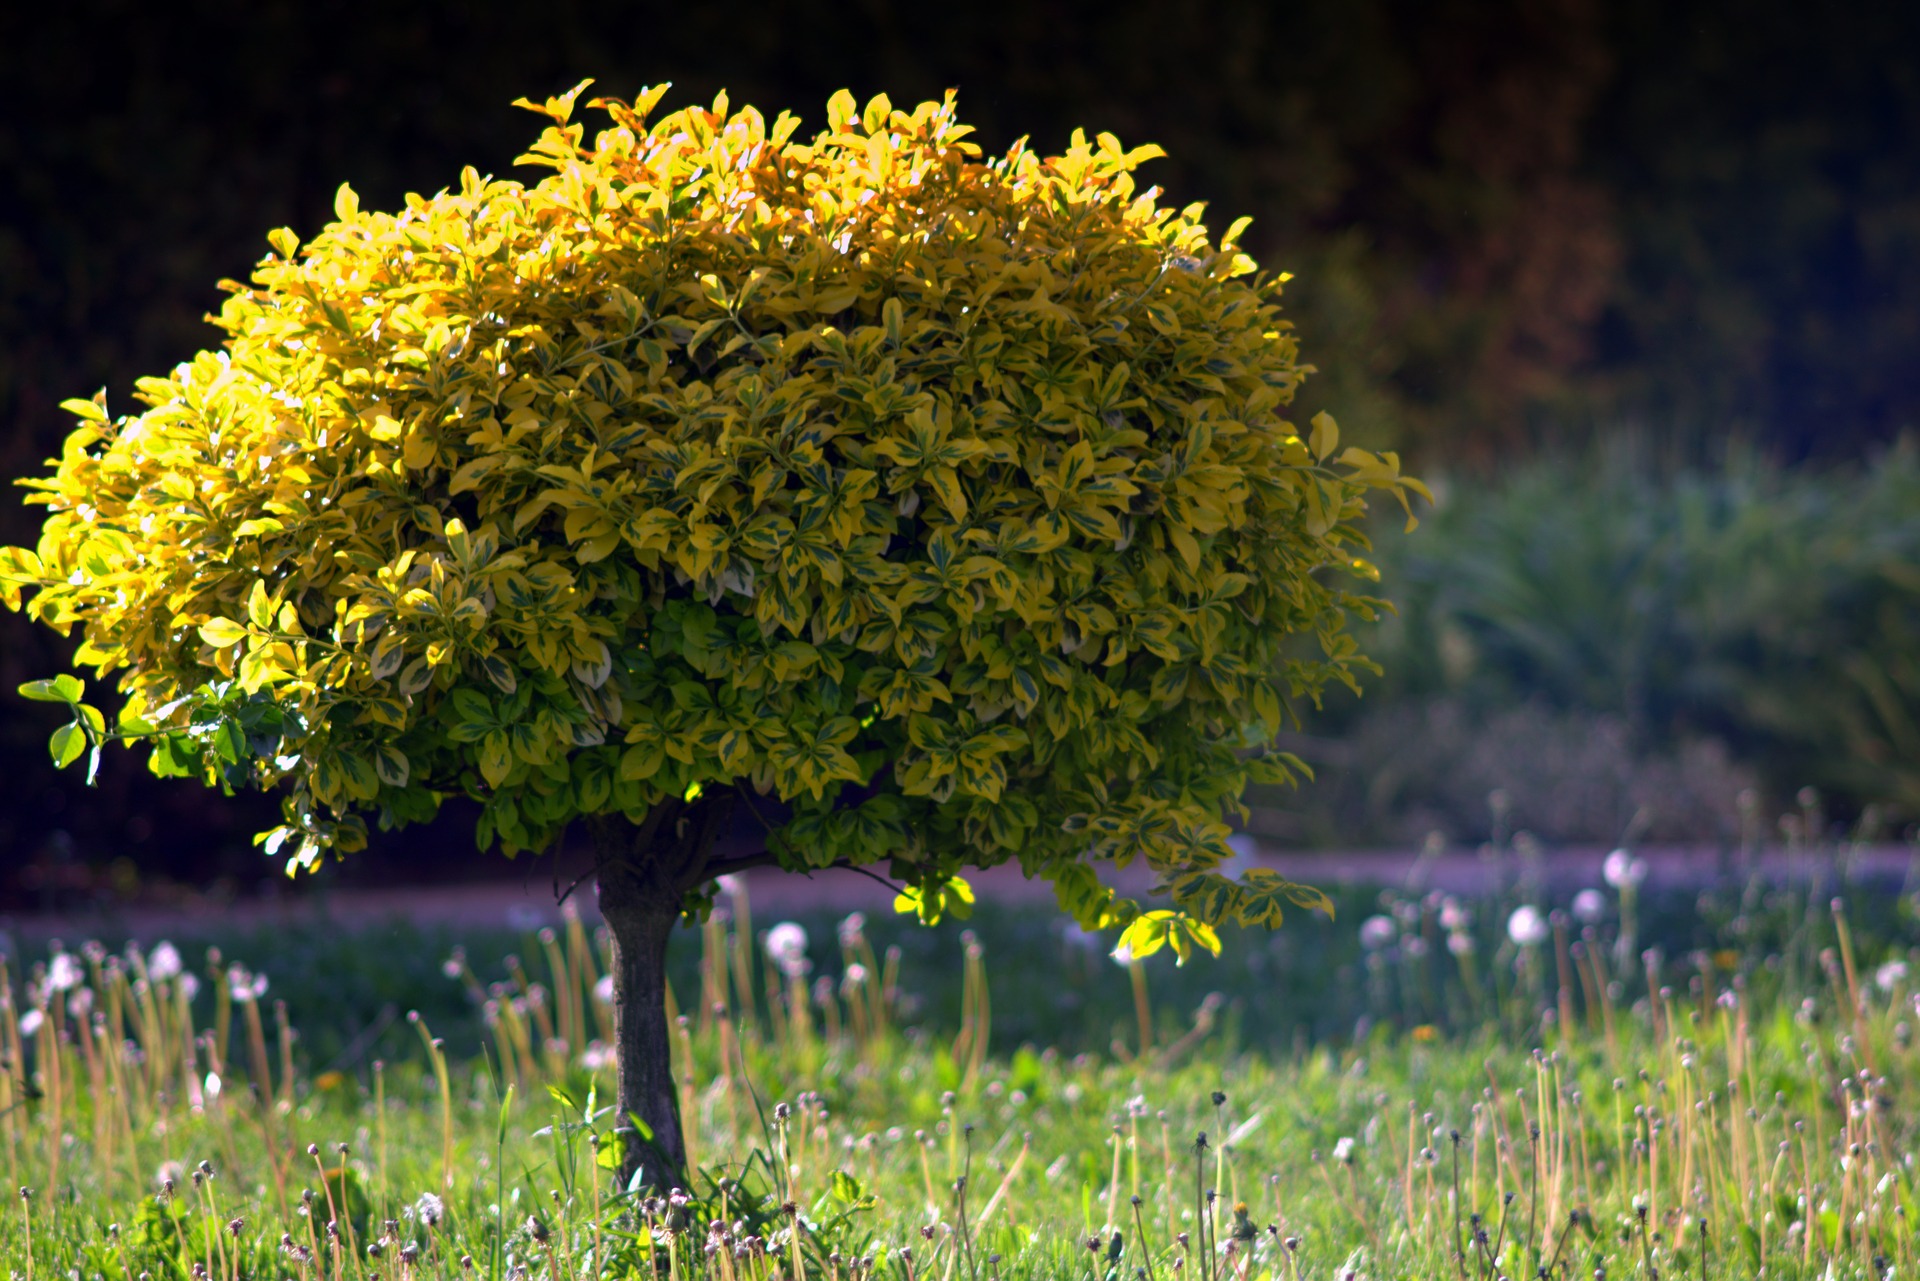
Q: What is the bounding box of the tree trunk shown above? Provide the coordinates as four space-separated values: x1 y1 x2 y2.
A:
588 795 735 1194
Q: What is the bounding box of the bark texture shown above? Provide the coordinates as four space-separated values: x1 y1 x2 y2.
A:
589 794 736 1193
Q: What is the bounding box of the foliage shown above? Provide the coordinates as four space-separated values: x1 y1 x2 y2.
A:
1309 440 1920 830
0 86 1423 940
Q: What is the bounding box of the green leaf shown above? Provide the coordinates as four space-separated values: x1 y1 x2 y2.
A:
480 654 518 694
48 722 86 769
19 675 85 704
479 730 514 788
374 745 410 789
213 719 246 765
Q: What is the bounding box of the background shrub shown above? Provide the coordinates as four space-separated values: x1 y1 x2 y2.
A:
1267 440 1920 843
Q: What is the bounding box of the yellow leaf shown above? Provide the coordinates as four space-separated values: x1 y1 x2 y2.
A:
1309 411 1339 462
199 618 248 649
247 580 274 629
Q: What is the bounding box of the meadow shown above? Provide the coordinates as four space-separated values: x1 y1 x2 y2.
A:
4 833 1920 1281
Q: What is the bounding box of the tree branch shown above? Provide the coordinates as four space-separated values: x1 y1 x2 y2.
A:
697 848 779 881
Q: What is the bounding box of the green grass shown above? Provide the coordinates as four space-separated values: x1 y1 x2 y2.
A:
6 853 1920 1280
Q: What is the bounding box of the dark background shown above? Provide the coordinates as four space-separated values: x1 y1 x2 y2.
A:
3 0 1917 903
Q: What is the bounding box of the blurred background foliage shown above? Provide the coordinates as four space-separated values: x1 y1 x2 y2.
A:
1267 440 1920 847
3 0 1918 898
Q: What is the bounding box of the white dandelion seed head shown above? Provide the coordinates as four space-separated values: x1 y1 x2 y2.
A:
1877 960 1909 993
47 951 83 992
764 922 811 979
1602 849 1647 889
413 1192 445 1227
837 912 867 948
1571 888 1608 924
1506 905 1549 948
148 941 183 981
1358 915 1397 952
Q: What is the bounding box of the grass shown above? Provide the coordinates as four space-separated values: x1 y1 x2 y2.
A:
5 842 1920 1280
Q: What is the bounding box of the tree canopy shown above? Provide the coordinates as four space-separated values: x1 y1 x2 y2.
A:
1 85 1424 955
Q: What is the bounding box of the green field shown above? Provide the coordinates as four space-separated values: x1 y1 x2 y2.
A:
4 854 1920 1280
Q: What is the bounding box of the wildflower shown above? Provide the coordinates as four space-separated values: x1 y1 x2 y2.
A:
1602 849 1647 889
1571 888 1608 923
1332 1136 1356 1163
1506 906 1549 948
413 1193 445 1228
579 1042 616 1072
227 966 269 1003
716 874 745 899
1358 915 1396 951
17 1009 42 1038
47 951 83 992
1438 897 1472 932
178 973 201 1003
441 950 466 981
1110 940 1135 966
594 974 615 1005
148 941 183 981
764 922 811 979
1446 932 1475 957
1877 960 1909 993
838 912 867 947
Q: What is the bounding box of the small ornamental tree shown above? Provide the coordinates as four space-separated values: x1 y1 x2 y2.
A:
0 85 1425 1187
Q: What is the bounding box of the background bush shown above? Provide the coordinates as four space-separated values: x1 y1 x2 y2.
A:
1266 439 1920 844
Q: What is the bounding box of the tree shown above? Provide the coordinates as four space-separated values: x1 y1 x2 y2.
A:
0 84 1425 1189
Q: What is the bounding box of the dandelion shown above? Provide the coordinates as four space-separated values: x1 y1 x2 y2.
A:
17 1008 43 1038
1358 916 1397 951
148 941 183 981
594 974 614 1005
765 922 811 979
1572 888 1608 923
46 951 83 992
1507 906 1549 948
1332 1136 1356 1163
1110 941 1135 966
1447 932 1476 957
1877 960 1909 993
413 1192 445 1228
227 966 269 1003
1603 849 1647 889
838 912 867 948
1438 898 1472 932
441 950 466 981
